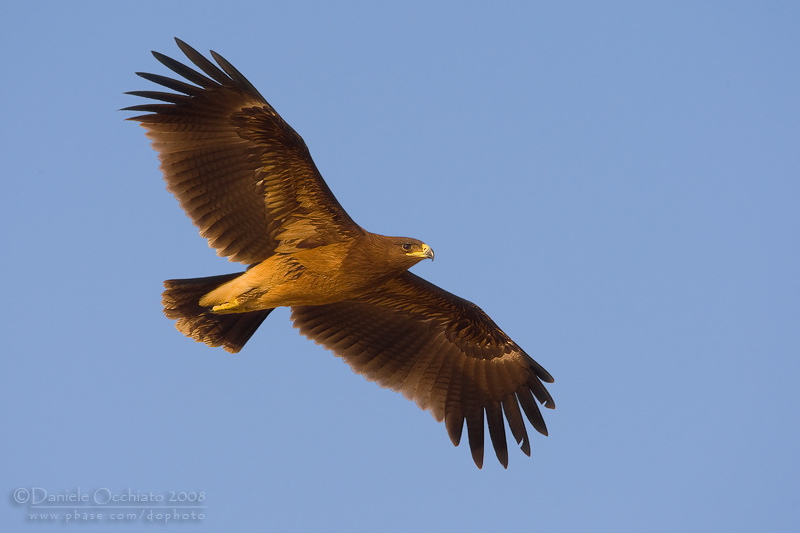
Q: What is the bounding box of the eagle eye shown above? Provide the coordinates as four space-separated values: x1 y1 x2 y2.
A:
402 243 413 252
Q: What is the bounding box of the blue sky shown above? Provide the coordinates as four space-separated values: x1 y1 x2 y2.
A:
2 1 798 531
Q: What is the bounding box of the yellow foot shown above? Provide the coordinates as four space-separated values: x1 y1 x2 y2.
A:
210 300 241 313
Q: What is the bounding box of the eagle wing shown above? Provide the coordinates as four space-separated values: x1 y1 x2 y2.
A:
291 272 555 468
125 38 361 264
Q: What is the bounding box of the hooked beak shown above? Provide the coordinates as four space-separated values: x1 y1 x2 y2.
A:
407 243 434 261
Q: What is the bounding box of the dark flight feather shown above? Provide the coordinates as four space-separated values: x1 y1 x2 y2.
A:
291 272 554 468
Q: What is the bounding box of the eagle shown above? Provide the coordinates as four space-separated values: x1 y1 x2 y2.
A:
125 38 554 468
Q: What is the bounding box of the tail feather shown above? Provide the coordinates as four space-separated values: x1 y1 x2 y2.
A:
162 273 273 353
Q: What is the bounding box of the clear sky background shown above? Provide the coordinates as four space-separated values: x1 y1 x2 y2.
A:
2 1 798 531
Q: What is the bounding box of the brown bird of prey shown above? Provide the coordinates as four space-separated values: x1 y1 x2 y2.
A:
125 38 554 468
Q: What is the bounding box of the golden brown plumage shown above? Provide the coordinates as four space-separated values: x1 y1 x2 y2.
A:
126 38 554 468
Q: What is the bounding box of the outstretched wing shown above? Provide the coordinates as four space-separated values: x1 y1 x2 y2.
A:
291 272 554 468
125 38 362 264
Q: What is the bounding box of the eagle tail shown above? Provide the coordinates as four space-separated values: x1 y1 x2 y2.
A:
162 274 273 353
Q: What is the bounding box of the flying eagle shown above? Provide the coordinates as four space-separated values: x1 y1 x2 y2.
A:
125 38 554 468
